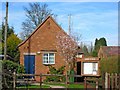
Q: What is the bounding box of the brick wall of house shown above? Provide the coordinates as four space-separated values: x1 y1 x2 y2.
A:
18 16 69 81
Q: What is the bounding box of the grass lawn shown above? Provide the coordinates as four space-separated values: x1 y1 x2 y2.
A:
17 83 84 88
44 83 84 88
17 85 50 88
68 84 84 88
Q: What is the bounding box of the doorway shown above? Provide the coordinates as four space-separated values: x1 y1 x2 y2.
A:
24 55 35 78
76 62 84 82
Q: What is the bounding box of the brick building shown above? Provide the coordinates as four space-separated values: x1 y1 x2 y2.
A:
18 16 74 80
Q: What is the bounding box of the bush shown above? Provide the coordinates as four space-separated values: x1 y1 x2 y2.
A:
45 66 65 82
99 56 119 88
2 60 25 74
92 50 98 57
100 56 118 74
2 60 25 88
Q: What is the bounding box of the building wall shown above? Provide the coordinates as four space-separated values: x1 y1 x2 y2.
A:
18 17 68 81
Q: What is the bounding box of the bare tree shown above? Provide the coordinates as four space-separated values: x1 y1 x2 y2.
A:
56 32 78 71
21 3 57 39
70 32 82 45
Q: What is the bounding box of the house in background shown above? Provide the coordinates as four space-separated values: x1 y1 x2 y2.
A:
18 16 76 81
98 46 120 58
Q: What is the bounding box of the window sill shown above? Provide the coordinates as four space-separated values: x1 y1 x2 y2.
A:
43 63 55 65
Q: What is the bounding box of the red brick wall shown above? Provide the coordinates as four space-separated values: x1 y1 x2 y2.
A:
18 17 68 81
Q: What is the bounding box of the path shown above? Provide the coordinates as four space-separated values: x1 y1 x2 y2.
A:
31 83 65 88
49 85 65 88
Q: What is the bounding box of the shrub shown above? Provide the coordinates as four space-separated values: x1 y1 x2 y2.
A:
99 56 119 88
92 50 98 57
45 66 65 82
2 60 25 88
100 56 118 74
2 60 25 73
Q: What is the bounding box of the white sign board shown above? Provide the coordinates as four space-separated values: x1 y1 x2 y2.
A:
83 62 98 75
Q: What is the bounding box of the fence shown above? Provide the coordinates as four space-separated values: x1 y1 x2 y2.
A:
105 72 120 89
12 72 83 89
1 72 120 89
84 73 120 90
84 77 99 89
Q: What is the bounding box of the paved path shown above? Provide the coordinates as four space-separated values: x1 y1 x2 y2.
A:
31 83 65 88
49 85 65 88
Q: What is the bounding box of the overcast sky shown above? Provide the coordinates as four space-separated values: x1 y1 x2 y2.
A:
0 1 119 46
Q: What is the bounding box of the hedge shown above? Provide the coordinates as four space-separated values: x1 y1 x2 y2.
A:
100 56 119 74
2 60 25 88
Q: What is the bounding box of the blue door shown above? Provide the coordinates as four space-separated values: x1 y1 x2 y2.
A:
24 55 35 78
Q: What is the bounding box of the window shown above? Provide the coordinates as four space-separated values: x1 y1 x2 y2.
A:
43 53 55 64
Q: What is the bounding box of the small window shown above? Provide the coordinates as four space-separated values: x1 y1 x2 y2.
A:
43 53 55 64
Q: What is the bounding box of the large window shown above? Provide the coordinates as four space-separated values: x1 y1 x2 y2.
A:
43 53 55 64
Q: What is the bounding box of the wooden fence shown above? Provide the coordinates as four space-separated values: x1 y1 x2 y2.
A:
1 72 120 89
84 77 99 90
84 73 120 90
105 72 120 89
12 72 83 89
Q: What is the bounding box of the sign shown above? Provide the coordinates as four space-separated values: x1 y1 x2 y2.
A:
81 58 100 76
83 62 98 75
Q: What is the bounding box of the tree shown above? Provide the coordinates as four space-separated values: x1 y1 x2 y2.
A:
7 33 22 62
21 2 57 39
99 37 107 46
0 28 2 55
82 45 89 56
92 37 107 57
94 38 98 51
0 22 14 55
0 22 22 62
56 32 78 72
1 22 14 41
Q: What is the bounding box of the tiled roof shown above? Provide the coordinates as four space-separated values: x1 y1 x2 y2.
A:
100 46 120 56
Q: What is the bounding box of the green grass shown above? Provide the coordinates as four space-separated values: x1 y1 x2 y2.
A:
68 84 84 88
17 85 50 88
44 83 84 88
17 83 84 88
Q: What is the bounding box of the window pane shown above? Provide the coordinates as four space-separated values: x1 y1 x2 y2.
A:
43 57 48 61
44 53 48 57
49 53 54 57
44 60 47 63
43 53 48 64
49 54 54 64
49 57 54 60
49 60 54 63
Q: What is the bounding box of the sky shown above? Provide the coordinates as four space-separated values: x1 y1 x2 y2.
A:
0 1 119 46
